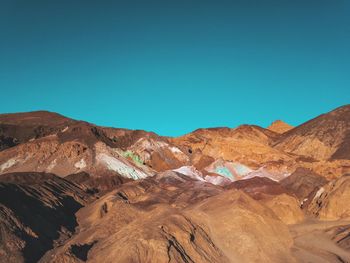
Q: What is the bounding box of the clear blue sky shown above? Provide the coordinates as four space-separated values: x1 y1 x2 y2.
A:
0 0 349 136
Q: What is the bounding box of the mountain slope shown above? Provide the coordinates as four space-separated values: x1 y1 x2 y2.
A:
0 113 158 184
40 178 295 263
307 174 350 220
0 111 76 151
280 167 328 201
273 105 350 160
0 112 190 183
0 172 94 263
169 125 291 169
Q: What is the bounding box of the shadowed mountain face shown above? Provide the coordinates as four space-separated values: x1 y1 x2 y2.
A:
280 167 329 201
274 105 350 160
0 105 350 262
227 176 289 199
0 172 95 263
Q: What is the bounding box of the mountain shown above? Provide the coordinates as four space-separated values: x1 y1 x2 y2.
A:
40 179 295 263
267 120 294 134
0 112 157 190
0 111 190 189
2 108 349 184
169 125 295 181
1 105 350 262
0 111 76 150
273 105 350 160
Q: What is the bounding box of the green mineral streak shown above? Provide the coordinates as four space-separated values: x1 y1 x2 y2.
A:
215 166 234 179
122 150 143 166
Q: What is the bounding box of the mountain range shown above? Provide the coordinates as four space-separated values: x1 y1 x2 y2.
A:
0 105 350 262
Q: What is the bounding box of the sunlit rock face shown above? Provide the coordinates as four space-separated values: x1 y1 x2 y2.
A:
267 120 294 134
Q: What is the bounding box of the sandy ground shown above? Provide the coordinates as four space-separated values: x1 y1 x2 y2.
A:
290 219 350 263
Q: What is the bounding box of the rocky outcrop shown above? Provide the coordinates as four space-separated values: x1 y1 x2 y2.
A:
308 175 350 220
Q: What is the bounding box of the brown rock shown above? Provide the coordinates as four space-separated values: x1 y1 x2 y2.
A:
274 105 350 160
308 174 350 220
268 120 294 134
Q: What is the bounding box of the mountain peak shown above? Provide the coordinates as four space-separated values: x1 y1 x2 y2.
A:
267 120 293 134
0 110 74 125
